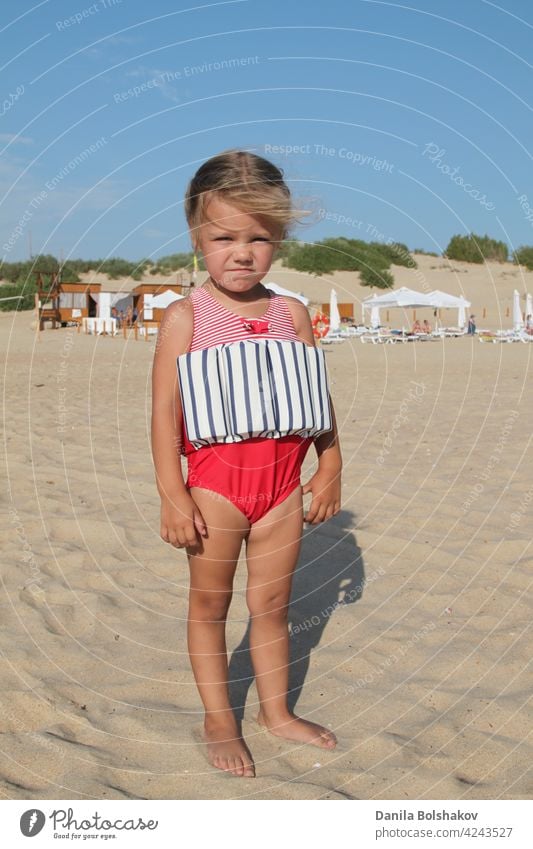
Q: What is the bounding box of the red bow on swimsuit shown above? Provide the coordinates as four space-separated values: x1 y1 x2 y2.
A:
240 318 272 333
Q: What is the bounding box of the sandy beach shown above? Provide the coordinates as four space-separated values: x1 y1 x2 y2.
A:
1 257 531 800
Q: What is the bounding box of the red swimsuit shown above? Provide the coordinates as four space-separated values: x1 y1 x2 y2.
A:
180 285 314 524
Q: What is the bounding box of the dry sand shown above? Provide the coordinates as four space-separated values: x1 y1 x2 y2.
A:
1 259 532 800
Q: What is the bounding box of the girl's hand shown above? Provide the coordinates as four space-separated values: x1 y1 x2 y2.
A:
302 467 341 524
160 490 207 549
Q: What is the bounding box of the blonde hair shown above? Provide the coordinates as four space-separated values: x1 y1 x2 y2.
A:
184 148 312 249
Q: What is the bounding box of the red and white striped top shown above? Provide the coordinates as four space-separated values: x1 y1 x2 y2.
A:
188 284 300 351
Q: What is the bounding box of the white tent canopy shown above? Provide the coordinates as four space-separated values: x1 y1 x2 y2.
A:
428 290 470 309
149 289 184 309
362 287 435 313
265 282 309 305
428 289 471 328
362 287 471 329
143 289 184 320
362 287 434 328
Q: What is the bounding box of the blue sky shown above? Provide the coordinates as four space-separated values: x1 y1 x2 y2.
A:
1 0 532 263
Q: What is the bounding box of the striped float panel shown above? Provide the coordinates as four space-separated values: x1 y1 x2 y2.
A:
177 338 332 449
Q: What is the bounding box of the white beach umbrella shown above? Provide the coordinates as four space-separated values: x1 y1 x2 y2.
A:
370 305 380 329
513 289 524 330
458 304 466 329
328 288 341 333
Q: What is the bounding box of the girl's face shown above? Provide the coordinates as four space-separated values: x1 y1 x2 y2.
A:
193 196 280 294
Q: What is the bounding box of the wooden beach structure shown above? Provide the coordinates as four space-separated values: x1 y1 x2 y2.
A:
321 301 354 321
132 280 193 329
36 271 101 329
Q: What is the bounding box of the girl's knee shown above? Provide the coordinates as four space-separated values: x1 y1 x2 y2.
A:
246 591 289 620
189 588 232 622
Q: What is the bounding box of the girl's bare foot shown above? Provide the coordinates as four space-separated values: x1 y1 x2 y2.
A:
202 719 255 777
256 710 337 749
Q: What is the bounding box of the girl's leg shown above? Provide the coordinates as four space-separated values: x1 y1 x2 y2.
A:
245 486 337 749
187 487 255 777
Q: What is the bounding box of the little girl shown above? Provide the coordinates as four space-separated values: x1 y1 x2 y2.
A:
151 149 342 779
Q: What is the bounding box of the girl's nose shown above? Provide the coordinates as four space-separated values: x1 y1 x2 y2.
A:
232 243 253 260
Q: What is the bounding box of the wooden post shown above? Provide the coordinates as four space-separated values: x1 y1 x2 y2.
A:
34 293 40 341
413 310 416 321
386 310 389 322
505 307 509 318
482 307 486 319
123 323 126 339
134 323 138 341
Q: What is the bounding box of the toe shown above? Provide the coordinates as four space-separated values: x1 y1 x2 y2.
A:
322 731 337 748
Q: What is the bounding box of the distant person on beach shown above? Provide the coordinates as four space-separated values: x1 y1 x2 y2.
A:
423 319 432 333
412 319 422 334
526 314 533 335
151 149 342 779
467 314 476 335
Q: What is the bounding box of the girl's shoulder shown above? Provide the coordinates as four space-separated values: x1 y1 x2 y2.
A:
158 294 194 354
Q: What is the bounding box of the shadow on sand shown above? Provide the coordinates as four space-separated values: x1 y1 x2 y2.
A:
227 508 364 724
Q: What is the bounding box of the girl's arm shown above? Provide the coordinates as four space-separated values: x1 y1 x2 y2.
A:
151 299 207 547
285 298 342 523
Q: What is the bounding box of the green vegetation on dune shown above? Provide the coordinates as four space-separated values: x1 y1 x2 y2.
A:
513 245 533 270
280 237 416 288
444 233 508 263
